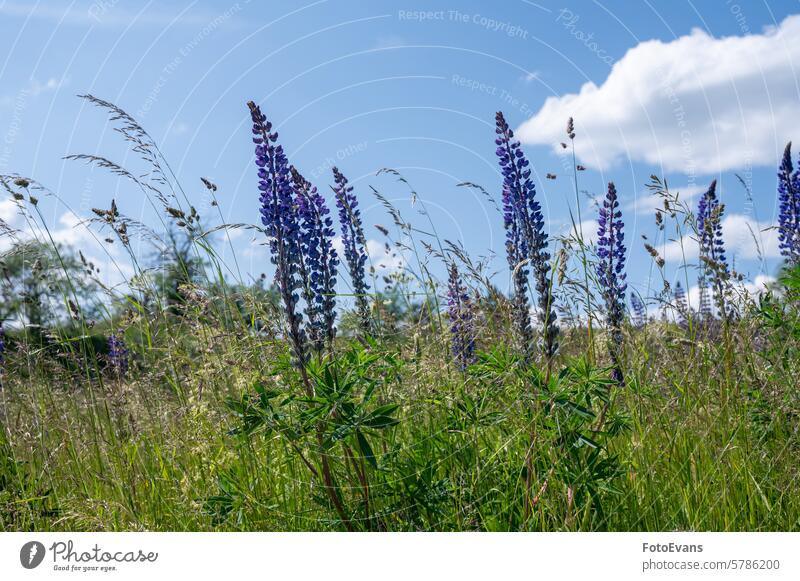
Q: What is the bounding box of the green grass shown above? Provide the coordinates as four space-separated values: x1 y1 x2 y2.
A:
1 291 798 531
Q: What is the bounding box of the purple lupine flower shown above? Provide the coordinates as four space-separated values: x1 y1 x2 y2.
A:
697 179 729 318
697 277 712 320
495 111 558 359
446 263 476 370
331 167 370 333
674 281 690 329
502 184 534 358
291 167 339 354
596 182 626 385
630 294 646 327
107 333 128 376
596 182 627 336
248 101 308 366
777 142 800 263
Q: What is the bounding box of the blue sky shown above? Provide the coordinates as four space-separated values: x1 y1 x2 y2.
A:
1 0 799 310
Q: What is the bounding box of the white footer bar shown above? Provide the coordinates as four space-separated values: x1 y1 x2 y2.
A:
1 532 797 580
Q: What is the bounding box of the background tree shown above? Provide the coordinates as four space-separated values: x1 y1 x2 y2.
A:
0 240 101 338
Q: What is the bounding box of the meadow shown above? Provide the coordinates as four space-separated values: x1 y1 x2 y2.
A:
0 96 798 532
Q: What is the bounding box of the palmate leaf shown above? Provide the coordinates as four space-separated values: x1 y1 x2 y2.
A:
575 434 601 449
550 397 595 420
327 421 357 446
363 404 400 429
362 415 400 430
356 430 377 469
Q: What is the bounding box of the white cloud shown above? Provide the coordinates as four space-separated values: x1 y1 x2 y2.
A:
517 15 800 174
365 238 405 274
241 235 267 259
681 274 774 311
332 236 405 276
29 77 67 96
741 274 776 298
626 183 705 216
0 199 19 224
660 212 779 262
557 218 598 245
0 77 66 111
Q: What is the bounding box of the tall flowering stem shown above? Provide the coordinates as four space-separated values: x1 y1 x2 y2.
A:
697 179 729 319
247 101 350 530
777 142 800 264
697 277 712 321
596 182 627 387
503 184 534 358
446 263 476 370
332 167 371 334
494 111 558 360
630 294 646 327
248 101 308 368
291 167 339 355
107 333 129 377
674 281 690 329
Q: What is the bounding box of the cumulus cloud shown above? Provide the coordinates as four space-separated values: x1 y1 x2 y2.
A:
332 237 405 276
681 274 775 311
556 218 599 245
517 15 800 174
660 212 778 263
0 199 18 224
626 184 705 216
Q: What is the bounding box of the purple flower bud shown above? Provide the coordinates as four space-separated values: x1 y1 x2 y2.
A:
107 333 128 376
777 142 800 264
248 100 308 366
596 182 627 337
446 263 476 370
495 111 558 359
674 281 690 329
332 167 371 334
291 167 339 354
630 294 646 327
596 182 626 386
696 179 729 319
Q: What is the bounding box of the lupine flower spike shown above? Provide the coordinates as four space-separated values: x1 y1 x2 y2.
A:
107 333 129 376
630 294 646 327
502 182 534 359
777 142 800 264
446 263 476 370
674 281 690 329
248 101 308 367
332 167 371 334
596 182 627 386
697 278 712 321
696 179 729 319
495 111 558 360
291 167 339 355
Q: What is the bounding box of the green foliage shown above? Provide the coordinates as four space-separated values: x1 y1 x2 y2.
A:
0 240 100 331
